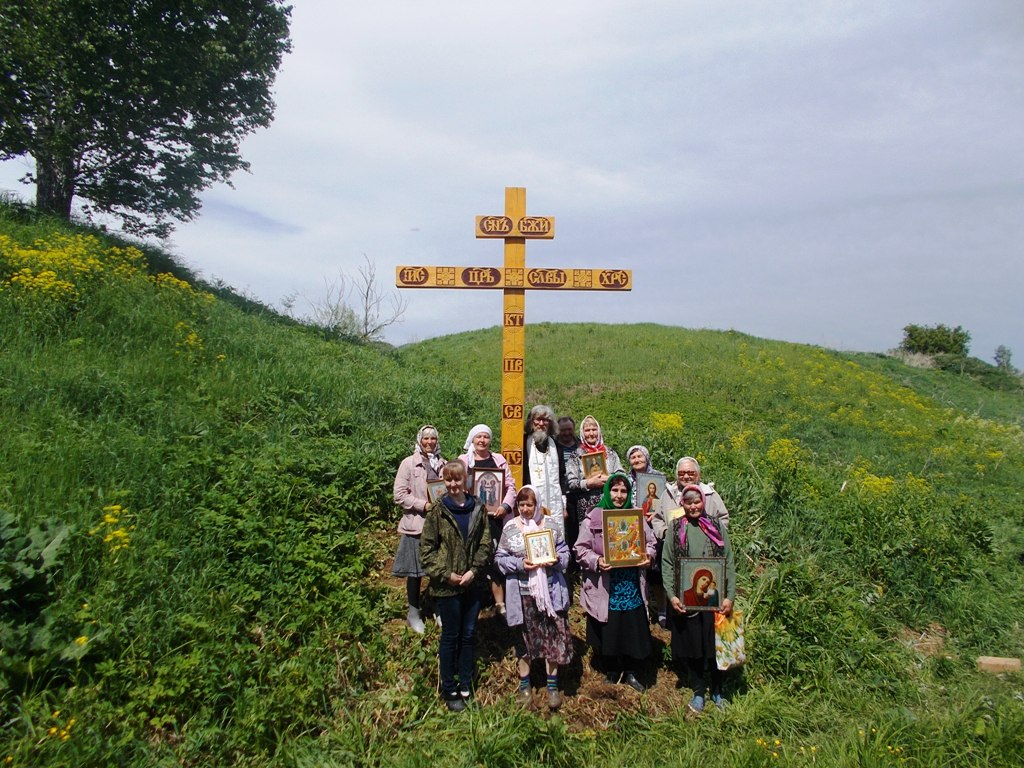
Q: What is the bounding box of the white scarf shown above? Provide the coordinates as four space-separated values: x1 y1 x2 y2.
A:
415 425 445 477
462 423 492 469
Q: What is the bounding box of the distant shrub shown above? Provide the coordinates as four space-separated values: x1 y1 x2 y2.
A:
933 353 1024 393
900 323 971 356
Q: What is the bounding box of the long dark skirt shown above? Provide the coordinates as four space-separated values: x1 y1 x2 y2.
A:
574 489 602 525
516 594 573 665
669 608 716 661
586 606 651 661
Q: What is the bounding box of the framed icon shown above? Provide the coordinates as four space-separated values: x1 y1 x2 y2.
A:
524 529 557 566
636 471 666 516
472 467 504 514
603 509 646 567
580 451 607 479
675 557 726 612
426 479 446 505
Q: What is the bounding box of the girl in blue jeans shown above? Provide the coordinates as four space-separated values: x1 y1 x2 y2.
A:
420 460 493 711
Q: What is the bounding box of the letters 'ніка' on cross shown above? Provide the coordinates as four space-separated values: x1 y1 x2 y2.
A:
396 186 632 487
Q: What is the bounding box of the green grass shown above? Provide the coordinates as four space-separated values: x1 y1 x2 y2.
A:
2 204 1023 766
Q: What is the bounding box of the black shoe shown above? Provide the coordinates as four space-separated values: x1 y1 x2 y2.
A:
622 672 646 693
444 694 467 712
603 672 621 685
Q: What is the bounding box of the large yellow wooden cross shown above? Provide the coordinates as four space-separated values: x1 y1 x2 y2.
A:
396 186 632 486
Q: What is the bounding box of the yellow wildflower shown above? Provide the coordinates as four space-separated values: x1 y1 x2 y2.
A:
650 411 684 431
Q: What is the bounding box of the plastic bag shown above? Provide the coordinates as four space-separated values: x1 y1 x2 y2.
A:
714 609 746 670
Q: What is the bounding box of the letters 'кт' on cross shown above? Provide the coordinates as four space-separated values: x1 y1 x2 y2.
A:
396 187 631 486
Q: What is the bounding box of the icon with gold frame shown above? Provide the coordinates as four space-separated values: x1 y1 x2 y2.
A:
580 451 607 479
603 509 646 567
426 479 446 505
524 529 557 566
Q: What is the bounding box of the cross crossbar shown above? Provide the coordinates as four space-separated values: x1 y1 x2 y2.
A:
396 187 631 486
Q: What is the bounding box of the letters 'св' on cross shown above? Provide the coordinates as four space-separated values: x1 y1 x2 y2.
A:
396 186 632 486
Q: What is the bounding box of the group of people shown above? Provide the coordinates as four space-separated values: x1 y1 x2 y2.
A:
391 408 736 715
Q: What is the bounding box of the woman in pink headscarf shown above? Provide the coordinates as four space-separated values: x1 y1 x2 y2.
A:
661 483 736 715
496 485 573 710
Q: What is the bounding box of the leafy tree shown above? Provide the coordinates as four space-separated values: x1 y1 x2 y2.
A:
994 345 1014 372
0 0 291 237
900 323 971 357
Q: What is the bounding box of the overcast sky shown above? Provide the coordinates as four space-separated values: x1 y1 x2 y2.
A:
3 1 1022 361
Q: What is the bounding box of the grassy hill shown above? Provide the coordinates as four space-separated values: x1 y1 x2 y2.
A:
2 204 1023 766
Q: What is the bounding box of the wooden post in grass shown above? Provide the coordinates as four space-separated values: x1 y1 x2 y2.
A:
396 186 632 486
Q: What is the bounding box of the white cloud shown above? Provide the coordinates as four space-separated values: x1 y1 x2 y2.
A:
3 0 1022 361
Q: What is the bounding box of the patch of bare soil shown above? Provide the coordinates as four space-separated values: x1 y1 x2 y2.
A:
898 622 950 657
372 529 697 730
474 603 694 730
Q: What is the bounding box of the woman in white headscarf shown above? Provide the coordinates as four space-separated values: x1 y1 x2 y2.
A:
496 485 573 710
626 444 669 628
392 425 446 633
458 423 517 616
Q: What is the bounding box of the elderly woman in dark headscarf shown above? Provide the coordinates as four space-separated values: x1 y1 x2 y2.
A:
661 483 736 715
392 425 446 634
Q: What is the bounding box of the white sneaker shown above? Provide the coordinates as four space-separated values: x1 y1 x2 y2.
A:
407 607 426 634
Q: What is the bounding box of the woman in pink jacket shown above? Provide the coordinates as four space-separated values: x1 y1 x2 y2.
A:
458 423 517 616
574 472 655 692
392 425 446 633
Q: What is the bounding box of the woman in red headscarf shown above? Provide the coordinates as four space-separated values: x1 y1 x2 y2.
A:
565 415 623 530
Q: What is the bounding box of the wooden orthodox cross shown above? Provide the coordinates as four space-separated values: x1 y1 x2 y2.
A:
396 186 632 486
